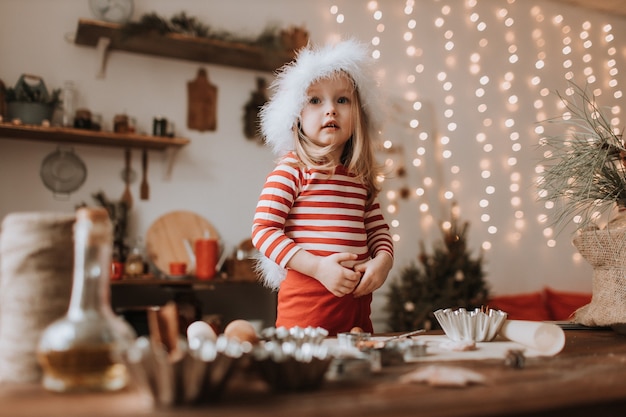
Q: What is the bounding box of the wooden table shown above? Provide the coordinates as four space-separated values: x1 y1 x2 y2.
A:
2 328 626 417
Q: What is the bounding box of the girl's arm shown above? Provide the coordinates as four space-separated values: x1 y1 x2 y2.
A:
363 199 394 259
251 162 301 269
252 160 360 296
352 197 394 297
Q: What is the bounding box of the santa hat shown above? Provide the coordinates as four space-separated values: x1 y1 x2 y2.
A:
259 38 384 156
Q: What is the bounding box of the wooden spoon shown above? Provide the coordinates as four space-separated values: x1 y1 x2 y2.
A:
140 149 149 200
121 148 133 208
147 301 181 357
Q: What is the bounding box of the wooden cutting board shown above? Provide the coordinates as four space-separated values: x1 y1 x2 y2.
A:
187 68 217 132
145 210 219 276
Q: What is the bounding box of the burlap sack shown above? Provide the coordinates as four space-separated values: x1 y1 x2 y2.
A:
0 211 75 383
572 227 626 326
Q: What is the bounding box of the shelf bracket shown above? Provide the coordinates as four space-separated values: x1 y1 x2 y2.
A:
95 37 111 79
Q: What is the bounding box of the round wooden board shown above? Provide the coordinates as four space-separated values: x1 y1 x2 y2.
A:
145 210 219 276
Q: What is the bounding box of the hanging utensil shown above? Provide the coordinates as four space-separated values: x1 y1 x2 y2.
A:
121 148 133 209
40 146 87 200
140 149 149 200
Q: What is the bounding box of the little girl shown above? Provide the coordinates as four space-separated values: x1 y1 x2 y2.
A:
251 39 394 335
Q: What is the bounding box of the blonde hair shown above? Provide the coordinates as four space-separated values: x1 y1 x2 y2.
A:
291 71 383 205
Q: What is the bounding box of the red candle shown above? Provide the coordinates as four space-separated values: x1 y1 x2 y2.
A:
195 238 218 280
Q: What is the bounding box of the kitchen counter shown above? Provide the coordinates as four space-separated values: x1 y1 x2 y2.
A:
1 328 626 417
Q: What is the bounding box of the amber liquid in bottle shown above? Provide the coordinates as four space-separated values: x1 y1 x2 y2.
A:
37 346 127 392
37 207 134 392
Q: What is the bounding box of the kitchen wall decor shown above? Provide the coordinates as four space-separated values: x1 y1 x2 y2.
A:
243 77 268 142
39 146 87 199
187 68 217 132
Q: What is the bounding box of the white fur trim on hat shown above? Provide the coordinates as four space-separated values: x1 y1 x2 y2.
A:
260 38 384 156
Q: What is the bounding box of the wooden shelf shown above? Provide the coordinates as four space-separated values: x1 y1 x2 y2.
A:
0 123 189 150
111 276 259 287
111 277 194 286
74 18 296 73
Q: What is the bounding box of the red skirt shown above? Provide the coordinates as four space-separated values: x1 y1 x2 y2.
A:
276 269 373 336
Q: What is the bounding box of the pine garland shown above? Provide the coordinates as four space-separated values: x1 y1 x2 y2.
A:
121 12 293 51
385 205 489 332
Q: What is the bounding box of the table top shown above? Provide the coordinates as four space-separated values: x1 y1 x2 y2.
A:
2 328 626 417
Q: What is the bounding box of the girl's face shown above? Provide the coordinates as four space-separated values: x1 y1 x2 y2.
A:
300 74 355 160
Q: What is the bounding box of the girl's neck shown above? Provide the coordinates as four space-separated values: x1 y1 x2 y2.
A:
328 145 345 165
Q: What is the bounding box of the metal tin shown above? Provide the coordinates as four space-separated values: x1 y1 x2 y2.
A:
434 307 508 342
337 331 371 349
326 354 372 382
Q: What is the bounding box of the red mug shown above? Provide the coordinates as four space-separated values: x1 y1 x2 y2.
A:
195 238 218 280
169 261 187 276
111 261 124 281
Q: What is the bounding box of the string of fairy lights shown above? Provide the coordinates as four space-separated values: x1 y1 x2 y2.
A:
329 0 624 265
532 8 622 262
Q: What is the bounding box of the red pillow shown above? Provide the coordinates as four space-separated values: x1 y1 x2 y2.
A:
488 292 551 321
544 287 592 321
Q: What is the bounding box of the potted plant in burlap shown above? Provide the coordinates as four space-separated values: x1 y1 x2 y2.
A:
538 83 626 329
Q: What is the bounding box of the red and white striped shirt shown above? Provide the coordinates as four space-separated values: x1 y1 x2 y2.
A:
252 153 394 270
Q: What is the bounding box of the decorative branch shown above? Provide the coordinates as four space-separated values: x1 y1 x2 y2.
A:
538 82 626 233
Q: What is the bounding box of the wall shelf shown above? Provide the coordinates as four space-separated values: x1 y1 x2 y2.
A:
74 18 296 75
111 276 259 287
0 123 189 150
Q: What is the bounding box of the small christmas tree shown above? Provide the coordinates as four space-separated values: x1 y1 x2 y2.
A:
386 204 489 331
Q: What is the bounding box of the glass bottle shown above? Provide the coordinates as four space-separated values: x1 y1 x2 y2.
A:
61 80 76 127
37 207 135 392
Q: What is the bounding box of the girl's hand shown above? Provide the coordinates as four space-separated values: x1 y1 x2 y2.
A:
352 253 393 298
314 252 362 297
286 250 361 297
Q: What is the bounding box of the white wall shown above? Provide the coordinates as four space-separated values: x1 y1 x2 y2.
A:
2 0 624 331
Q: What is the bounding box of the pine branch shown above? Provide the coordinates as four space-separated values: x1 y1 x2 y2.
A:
538 82 626 233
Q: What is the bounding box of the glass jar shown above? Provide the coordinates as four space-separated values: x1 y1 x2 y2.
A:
124 237 145 278
113 114 129 133
37 207 135 392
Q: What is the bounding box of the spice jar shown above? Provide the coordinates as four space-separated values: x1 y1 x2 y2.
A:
37 207 135 392
124 237 146 278
73 108 92 129
113 114 129 133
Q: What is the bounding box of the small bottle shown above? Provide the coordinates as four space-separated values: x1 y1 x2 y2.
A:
37 207 135 392
124 236 145 278
61 81 76 127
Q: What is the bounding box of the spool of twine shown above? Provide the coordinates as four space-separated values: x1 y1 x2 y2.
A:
0 211 75 383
